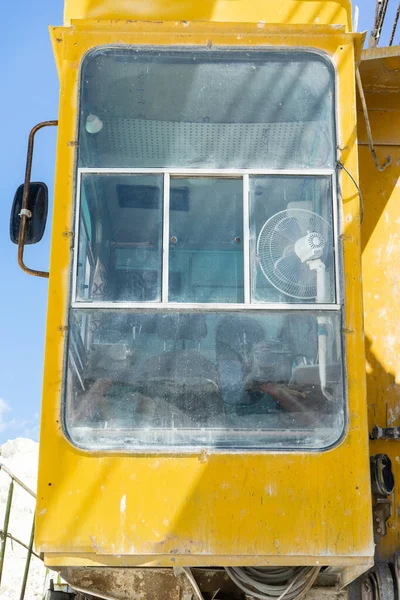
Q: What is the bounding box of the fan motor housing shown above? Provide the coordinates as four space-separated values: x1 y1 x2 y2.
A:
294 231 325 262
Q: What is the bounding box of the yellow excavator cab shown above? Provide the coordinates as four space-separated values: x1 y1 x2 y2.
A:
8 1 400 598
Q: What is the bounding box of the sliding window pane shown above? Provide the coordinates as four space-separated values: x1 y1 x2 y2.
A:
250 176 335 304
168 178 244 303
76 174 163 302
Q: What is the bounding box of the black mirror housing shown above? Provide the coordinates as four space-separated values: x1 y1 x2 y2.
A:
10 182 48 245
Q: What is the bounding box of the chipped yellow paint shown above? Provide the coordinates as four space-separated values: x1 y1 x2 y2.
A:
359 46 400 563
36 8 373 571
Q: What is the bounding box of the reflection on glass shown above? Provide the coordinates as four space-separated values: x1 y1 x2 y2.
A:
169 178 244 303
76 174 163 302
65 310 344 450
250 176 335 304
79 49 335 169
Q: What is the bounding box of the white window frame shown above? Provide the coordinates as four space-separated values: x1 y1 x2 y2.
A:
71 167 341 312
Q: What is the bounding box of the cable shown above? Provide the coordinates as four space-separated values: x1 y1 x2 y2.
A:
370 0 384 47
181 567 206 600
337 162 365 225
378 0 390 38
225 566 321 600
389 1 400 45
356 69 392 173
374 0 381 30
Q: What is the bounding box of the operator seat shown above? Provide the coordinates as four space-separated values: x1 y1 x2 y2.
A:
216 315 266 408
136 313 222 427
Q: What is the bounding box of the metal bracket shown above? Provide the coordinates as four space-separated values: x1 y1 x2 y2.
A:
371 426 400 441
373 496 392 539
18 208 32 218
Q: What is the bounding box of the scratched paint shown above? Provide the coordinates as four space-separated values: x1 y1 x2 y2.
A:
35 2 372 576
359 45 400 562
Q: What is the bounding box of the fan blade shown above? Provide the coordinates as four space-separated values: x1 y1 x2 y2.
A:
275 217 303 245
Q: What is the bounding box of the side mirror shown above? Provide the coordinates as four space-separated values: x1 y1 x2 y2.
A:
10 182 48 245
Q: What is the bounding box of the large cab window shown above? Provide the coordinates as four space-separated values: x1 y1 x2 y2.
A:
66 48 343 451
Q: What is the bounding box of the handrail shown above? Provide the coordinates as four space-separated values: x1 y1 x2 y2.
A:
0 463 36 497
2 532 41 560
0 462 38 599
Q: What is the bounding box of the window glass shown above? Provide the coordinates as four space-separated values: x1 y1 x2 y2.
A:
250 176 335 304
65 309 344 450
76 174 163 302
76 186 94 301
75 174 335 306
169 178 244 303
79 49 335 169
69 47 343 452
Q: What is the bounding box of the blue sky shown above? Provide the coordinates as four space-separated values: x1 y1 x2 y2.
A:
0 1 398 443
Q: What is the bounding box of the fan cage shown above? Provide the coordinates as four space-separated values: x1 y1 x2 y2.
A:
256 208 333 301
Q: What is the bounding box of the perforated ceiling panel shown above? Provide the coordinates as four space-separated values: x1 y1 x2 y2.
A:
96 117 330 169
79 49 335 169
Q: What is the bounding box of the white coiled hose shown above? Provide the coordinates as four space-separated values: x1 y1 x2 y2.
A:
225 566 321 600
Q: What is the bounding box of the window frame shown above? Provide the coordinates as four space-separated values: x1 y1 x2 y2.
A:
62 45 348 454
72 167 341 312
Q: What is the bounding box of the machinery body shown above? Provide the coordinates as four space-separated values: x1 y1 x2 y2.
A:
359 45 400 563
11 0 400 598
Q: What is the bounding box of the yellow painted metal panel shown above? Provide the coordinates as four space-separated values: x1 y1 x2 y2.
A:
63 0 352 30
43 554 374 569
36 20 373 569
361 47 400 94
357 112 400 147
361 145 400 562
358 45 400 563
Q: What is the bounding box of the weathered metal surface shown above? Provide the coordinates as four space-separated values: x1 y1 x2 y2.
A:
372 498 392 539
37 18 373 571
359 47 400 98
60 567 350 600
306 591 348 600
393 552 400 598
371 427 400 441
356 68 392 172
62 0 352 30
370 454 394 497
359 42 400 564
360 564 395 600
357 47 400 149
60 568 240 600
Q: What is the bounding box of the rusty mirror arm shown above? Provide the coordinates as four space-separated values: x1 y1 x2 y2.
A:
17 120 58 279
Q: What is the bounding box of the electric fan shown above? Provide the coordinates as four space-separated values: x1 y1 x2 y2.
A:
257 208 332 396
